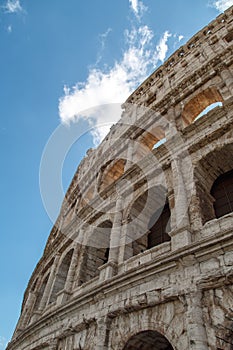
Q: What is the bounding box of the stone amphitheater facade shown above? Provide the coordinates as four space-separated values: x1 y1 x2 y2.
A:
7 6 233 350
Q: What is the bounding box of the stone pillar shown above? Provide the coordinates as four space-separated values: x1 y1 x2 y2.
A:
118 218 134 264
100 198 123 280
172 156 190 227
186 291 209 350
74 226 88 287
168 191 176 230
219 66 233 96
108 197 123 263
174 102 184 131
165 106 178 138
64 243 79 292
78 226 86 245
125 138 134 171
189 191 204 232
57 243 79 305
169 156 192 250
39 254 61 310
95 316 110 350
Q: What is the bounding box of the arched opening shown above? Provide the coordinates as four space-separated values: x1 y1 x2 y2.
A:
98 159 126 194
33 274 49 311
80 220 112 284
129 126 166 163
138 126 166 151
148 201 171 249
182 87 223 127
123 330 174 350
194 143 233 224
194 101 223 121
129 186 171 256
211 169 233 219
153 137 167 149
49 249 73 304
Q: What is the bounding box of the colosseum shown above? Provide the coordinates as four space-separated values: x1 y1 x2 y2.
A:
7 5 233 350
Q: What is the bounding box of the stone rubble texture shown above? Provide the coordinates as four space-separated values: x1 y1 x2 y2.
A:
7 6 233 350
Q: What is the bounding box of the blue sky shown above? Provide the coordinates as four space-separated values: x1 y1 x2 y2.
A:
0 0 232 347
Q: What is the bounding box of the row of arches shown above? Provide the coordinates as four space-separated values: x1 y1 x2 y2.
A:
64 84 227 213
31 249 75 317
32 164 233 313
40 163 233 300
94 86 224 198
30 189 173 314
28 133 233 327
79 192 172 285
83 162 233 280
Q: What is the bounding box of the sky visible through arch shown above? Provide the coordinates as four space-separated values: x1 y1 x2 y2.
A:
0 0 232 347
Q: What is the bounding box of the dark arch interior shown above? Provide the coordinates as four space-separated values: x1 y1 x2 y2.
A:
148 201 171 249
194 144 233 224
129 186 171 255
211 169 233 219
49 249 74 303
80 220 113 284
123 330 174 350
33 274 49 311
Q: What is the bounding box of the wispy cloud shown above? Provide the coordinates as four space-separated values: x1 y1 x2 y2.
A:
129 0 139 13
99 28 112 49
4 0 22 13
156 31 171 62
59 0 173 144
129 0 147 19
211 0 233 11
95 28 112 65
7 25 12 33
171 34 184 49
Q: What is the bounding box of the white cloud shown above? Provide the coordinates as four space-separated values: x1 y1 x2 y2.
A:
129 0 147 19
96 28 112 65
211 0 233 11
156 31 171 62
7 25 12 33
129 0 138 12
59 1 175 145
59 26 172 144
178 35 184 42
4 0 22 13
